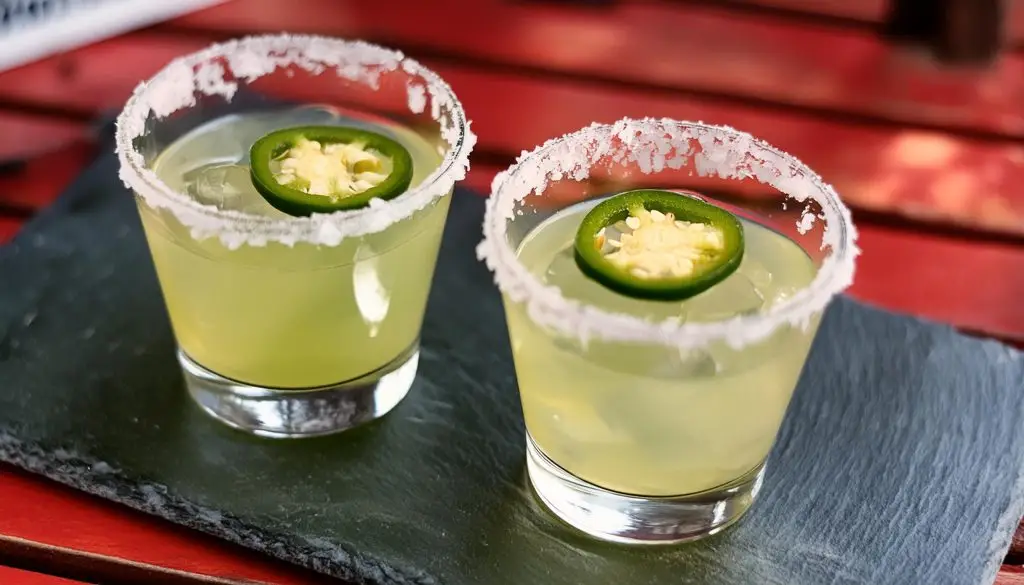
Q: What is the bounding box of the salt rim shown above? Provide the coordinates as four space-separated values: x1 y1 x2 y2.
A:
114 34 476 249
476 118 860 350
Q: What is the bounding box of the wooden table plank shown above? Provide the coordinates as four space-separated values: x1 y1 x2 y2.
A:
1 34 1023 238
0 467 333 585
167 0 1024 140
0 113 83 162
1000 566 1024 585
852 223 1024 341
0 566 89 585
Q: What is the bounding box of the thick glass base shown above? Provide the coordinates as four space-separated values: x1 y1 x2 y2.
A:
181 345 419 439
525 433 763 544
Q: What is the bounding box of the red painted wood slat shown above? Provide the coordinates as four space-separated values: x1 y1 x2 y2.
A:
0 113 83 162
0 467 333 585
999 566 1024 585
0 218 21 244
852 223 1024 341
1 34 1023 238
167 0 1024 140
0 566 88 585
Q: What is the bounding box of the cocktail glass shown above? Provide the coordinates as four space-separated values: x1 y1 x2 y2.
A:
115 35 474 438
478 118 857 543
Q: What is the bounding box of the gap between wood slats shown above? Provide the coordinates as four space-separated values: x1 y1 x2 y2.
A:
0 32 1022 238
164 0 1024 140
0 536 275 585
677 0 888 28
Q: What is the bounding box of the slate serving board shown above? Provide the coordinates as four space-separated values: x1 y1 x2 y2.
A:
1 141 1023 585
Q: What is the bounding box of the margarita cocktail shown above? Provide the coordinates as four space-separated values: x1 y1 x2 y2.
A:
115 35 474 437
478 119 857 543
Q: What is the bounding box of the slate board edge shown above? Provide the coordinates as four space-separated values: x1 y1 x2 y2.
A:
0 432 437 585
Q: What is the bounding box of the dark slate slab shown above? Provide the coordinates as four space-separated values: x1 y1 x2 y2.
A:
0 139 1022 585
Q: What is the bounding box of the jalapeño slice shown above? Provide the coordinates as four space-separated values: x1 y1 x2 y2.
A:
573 189 745 301
249 125 413 216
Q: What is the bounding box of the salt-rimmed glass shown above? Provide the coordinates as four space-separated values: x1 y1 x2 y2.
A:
478 118 857 544
115 35 474 438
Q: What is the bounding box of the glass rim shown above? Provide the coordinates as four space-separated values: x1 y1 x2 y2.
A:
476 118 860 350
114 33 476 250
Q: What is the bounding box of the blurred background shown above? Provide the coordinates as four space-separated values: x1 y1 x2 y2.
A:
0 0 1022 340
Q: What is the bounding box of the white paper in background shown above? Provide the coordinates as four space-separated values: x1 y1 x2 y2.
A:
0 0 227 72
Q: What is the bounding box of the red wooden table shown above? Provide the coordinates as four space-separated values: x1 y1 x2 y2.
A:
1 0 1023 582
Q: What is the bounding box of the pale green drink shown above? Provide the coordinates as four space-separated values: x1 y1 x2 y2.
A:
478 118 856 543
506 197 818 496
143 106 447 389
116 35 474 437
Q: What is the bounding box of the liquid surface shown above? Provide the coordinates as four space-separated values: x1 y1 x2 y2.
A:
154 105 439 217
505 197 820 496
141 106 449 388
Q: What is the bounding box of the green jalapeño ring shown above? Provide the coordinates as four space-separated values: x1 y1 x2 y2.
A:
477 118 858 544
115 35 475 438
